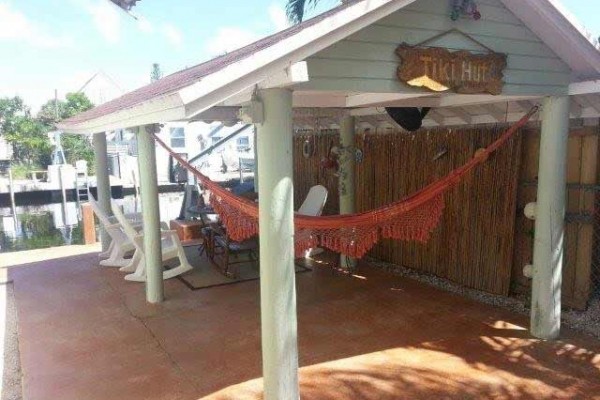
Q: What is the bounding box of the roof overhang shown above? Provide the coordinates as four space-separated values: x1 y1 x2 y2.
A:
59 0 600 135
502 0 600 79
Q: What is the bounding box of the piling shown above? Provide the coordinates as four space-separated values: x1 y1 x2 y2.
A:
81 203 97 245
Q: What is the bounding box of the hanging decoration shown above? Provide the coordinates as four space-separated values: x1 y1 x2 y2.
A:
396 29 507 95
320 140 340 172
451 0 481 21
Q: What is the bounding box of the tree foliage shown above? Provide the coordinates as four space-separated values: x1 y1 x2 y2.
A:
151 63 163 82
38 92 95 168
0 97 49 166
286 0 338 24
0 93 95 169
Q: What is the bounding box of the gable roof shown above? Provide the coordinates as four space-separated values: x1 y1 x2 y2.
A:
59 0 600 134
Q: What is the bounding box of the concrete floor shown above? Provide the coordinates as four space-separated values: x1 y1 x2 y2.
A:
5 246 600 400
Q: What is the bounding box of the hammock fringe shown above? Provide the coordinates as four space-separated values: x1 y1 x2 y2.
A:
151 107 537 258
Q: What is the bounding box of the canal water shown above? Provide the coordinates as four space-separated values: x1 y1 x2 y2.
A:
0 193 184 253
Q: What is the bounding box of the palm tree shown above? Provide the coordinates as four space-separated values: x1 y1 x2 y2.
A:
286 0 345 24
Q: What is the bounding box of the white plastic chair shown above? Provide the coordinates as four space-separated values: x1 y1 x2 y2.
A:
298 185 328 216
298 185 328 257
88 193 141 267
110 200 193 282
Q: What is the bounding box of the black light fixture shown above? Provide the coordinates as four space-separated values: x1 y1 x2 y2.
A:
385 107 431 132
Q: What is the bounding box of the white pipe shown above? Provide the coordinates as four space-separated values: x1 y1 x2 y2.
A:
93 132 112 252
257 88 299 400
136 125 164 304
530 96 569 340
339 115 358 269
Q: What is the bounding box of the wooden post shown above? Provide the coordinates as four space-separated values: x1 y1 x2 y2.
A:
137 124 164 304
257 88 300 400
93 132 112 252
339 115 357 269
531 96 570 340
7 167 16 218
81 203 97 244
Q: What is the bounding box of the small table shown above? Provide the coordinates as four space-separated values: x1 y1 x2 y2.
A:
169 219 204 245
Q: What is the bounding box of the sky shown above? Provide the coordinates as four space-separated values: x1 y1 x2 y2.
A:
0 0 598 113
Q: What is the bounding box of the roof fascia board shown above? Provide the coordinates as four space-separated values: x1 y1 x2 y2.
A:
181 0 417 118
58 93 185 135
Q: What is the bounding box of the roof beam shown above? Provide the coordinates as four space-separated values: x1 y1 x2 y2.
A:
427 110 445 125
345 93 430 108
570 100 583 118
449 107 473 124
569 80 600 96
482 104 508 122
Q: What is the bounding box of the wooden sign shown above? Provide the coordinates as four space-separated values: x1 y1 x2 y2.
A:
396 44 507 95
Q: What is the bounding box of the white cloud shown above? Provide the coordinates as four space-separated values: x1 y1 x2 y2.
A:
204 4 291 56
268 3 290 32
205 27 261 56
0 3 73 48
161 23 183 48
137 16 154 34
85 0 121 43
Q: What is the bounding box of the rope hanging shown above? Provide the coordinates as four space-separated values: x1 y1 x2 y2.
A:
152 106 538 258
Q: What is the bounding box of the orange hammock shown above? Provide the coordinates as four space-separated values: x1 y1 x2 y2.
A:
152 107 537 258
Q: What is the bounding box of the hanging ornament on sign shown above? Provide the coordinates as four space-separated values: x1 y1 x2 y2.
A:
451 0 481 21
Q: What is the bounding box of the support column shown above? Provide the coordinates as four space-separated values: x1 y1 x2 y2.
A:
253 125 259 193
93 132 111 252
339 115 358 270
257 88 299 400
531 96 570 340
137 125 164 304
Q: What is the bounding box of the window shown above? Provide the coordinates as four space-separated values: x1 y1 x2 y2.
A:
170 127 186 148
236 136 250 152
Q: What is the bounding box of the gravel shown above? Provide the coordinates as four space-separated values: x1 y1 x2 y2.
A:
369 258 600 339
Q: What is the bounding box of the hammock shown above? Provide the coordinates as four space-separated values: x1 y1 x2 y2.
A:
152 107 538 258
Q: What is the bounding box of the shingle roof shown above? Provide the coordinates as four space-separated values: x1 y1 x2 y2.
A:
63 0 361 126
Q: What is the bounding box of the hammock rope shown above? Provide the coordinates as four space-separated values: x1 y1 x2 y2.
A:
152 106 538 258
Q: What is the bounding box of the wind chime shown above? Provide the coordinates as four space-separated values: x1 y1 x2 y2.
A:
451 0 481 21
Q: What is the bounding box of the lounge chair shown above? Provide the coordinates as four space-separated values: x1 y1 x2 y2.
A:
110 200 193 282
88 193 142 267
298 185 328 257
298 185 328 216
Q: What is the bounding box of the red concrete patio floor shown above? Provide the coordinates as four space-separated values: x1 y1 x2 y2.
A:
8 247 600 400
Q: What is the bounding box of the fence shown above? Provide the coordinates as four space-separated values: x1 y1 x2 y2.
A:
513 125 600 309
293 122 600 310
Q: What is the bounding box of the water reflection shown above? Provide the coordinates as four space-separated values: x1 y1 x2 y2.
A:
0 193 184 253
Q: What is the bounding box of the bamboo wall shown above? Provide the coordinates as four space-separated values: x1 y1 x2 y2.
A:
293 123 599 307
355 126 522 296
293 131 340 216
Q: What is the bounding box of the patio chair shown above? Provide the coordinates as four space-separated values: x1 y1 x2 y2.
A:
209 224 258 278
298 185 328 216
298 185 328 257
110 200 193 282
88 193 142 267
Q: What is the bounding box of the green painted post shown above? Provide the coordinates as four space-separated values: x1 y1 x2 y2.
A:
93 132 112 252
531 96 569 340
257 88 300 400
339 115 358 270
137 125 164 304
